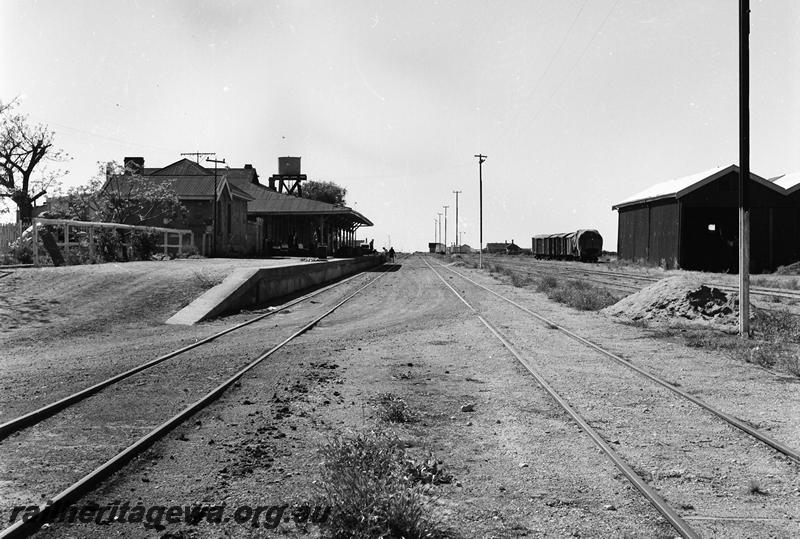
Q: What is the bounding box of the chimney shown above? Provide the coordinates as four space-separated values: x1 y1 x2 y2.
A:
124 156 145 175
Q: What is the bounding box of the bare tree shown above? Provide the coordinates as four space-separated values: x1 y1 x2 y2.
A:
0 99 68 225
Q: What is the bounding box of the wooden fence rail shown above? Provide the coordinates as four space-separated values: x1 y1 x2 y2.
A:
31 218 194 266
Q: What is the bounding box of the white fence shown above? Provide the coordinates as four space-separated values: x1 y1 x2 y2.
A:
31 218 194 266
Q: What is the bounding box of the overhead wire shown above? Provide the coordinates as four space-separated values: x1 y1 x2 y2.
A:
531 0 622 123
528 0 589 100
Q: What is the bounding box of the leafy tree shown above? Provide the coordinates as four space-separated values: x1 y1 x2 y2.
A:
302 180 347 205
50 161 184 225
0 99 68 225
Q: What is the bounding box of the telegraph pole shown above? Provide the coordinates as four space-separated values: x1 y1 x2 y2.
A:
739 0 750 337
206 156 226 257
437 212 443 253
443 205 449 254
474 154 487 269
453 190 461 253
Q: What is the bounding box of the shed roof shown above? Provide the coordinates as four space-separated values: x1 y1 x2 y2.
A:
772 172 800 193
612 165 777 209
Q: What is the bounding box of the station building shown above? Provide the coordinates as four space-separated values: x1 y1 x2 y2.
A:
612 165 800 273
107 156 372 257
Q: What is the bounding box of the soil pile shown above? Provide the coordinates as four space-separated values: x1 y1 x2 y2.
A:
602 276 746 330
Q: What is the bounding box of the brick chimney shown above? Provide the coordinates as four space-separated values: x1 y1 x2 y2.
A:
124 157 145 175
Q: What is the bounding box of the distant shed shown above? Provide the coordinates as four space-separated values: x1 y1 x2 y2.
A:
612 165 799 273
486 241 520 254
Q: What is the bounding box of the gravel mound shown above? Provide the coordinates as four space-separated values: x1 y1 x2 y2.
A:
602 276 746 330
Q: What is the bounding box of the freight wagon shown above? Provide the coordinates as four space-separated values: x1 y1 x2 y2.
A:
532 229 603 262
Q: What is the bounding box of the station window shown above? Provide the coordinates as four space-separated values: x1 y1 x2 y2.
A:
708 224 716 232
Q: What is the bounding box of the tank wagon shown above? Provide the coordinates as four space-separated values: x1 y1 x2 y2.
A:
532 229 603 262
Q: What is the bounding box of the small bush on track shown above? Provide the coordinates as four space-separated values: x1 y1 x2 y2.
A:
317 430 448 539
373 393 416 423
536 277 617 311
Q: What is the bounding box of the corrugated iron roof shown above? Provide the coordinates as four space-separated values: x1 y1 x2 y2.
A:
227 176 373 225
612 165 779 209
111 158 372 226
104 174 253 201
772 172 800 192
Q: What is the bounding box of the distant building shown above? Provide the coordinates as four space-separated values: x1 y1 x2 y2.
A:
428 242 445 254
613 165 800 272
486 241 521 255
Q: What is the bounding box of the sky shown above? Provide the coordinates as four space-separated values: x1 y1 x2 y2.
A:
1 0 798 251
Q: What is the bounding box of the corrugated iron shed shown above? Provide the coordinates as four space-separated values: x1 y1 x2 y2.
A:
613 165 800 272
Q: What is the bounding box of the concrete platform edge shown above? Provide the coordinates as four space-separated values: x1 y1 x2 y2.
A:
166 256 383 325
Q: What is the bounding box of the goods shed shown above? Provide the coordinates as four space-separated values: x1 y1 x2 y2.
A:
613 165 799 273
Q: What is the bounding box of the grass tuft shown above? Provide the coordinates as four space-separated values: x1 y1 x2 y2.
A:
317 430 448 539
537 277 618 311
373 393 415 423
748 478 768 495
656 311 800 378
510 272 533 287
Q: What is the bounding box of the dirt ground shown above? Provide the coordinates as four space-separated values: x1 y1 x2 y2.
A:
1 255 799 537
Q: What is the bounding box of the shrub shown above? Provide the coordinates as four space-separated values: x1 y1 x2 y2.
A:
373 393 415 423
97 229 124 261
752 309 800 343
131 230 161 260
510 272 532 287
11 243 33 264
536 275 559 292
537 277 617 311
317 430 446 539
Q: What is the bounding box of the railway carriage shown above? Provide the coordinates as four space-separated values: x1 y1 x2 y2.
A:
532 229 602 262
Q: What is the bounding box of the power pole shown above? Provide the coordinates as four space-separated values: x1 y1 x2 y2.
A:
181 151 214 163
739 0 750 337
437 212 443 253
443 205 449 254
453 190 461 253
434 218 438 247
206 156 226 257
474 154 487 269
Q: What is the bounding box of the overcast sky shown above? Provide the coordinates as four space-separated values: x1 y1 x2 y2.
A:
2 0 798 251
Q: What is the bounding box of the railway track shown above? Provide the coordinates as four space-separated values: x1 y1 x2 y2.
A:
473 255 800 302
0 264 392 538
425 256 800 538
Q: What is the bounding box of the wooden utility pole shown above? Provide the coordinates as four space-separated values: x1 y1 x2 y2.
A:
453 190 461 253
206 156 226 257
437 212 443 252
443 205 449 254
739 0 750 337
474 154 487 269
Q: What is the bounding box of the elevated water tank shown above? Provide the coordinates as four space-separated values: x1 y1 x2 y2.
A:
278 156 301 175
